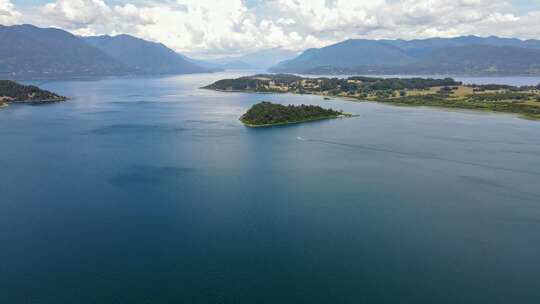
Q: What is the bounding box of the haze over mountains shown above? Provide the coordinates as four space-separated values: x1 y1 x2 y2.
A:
270 36 540 75
210 48 299 70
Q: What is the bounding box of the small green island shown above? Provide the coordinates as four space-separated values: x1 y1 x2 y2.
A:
204 74 540 119
240 101 352 127
0 80 67 108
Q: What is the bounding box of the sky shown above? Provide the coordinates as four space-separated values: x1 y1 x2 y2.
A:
1 0 540 58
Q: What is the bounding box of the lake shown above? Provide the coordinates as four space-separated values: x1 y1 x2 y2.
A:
1 72 540 303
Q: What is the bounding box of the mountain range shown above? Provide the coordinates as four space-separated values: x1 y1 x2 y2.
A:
3 24 540 78
0 24 130 79
270 36 540 75
82 34 214 75
0 24 212 79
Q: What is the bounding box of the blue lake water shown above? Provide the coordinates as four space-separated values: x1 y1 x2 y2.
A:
1 73 540 303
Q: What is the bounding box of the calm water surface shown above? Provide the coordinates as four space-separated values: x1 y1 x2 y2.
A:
1 73 540 303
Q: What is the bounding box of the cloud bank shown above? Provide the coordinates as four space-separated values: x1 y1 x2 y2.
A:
5 0 540 57
0 0 21 25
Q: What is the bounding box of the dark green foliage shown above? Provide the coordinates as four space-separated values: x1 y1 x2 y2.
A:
252 74 302 83
351 77 461 90
467 92 531 102
204 77 264 91
0 80 66 102
203 74 304 91
205 74 461 92
471 84 514 91
240 102 342 126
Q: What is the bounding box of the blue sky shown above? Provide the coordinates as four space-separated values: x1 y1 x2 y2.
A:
2 0 540 58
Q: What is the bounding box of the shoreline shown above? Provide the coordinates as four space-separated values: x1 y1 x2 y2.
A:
0 98 68 109
213 89 540 120
240 114 355 128
373 99 540 120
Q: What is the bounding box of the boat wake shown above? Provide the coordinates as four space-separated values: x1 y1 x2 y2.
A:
297 137 540 177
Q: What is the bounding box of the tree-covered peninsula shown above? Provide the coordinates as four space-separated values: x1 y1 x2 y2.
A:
205 74 540 119
0 80 67 107
240 101 351 127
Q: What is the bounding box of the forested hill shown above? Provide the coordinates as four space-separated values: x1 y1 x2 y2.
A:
0 24 212 79
270 36 540 75
0 24 130 79
82 35 212 75
0 80 66 104
240 102 346 127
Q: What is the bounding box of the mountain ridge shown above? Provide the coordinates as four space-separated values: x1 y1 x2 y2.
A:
0 24 131 79
0 24 213 79
270 36 540 75
82 34 212 75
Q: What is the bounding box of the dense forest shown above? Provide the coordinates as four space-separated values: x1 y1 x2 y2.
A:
0 80 66 103
240 102 345 126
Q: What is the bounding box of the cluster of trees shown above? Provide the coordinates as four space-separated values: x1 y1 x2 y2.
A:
204 77 264 91
206 74 463 94
0 80 65 102
204 74 304 91
240 102 342 125
349 77 461 90
296 76 461 93
472 83 540 92
467 92 533 102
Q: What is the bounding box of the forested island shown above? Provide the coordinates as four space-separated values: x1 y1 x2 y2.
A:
204 74 540 119
0 80 67 107
240 102 351 127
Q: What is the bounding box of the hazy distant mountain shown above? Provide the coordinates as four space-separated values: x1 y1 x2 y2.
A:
272 40 414 72
219 60 257 70
83 34 211 74
0 24 130 79
212 47 298 69
412 45 540 75
182 56 255 71
271 36 540 75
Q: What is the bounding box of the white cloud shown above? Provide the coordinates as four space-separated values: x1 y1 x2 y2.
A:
0 0 21 25
11 0 540 57
43 0 111 28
